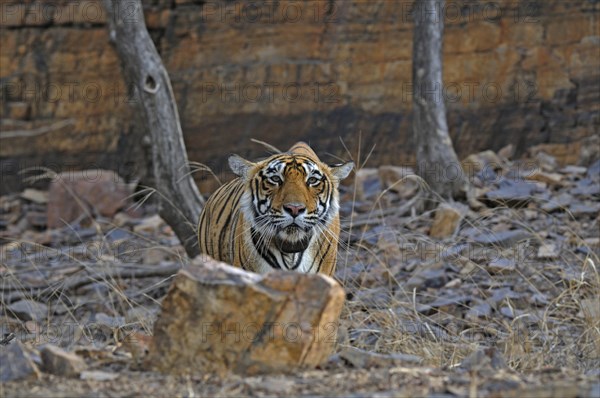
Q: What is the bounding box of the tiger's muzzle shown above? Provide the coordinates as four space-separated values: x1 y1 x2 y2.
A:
274 225 313 253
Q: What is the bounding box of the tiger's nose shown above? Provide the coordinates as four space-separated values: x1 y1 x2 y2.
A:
283 203 306 217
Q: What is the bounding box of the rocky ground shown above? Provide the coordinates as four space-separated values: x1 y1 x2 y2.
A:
1 148 599 397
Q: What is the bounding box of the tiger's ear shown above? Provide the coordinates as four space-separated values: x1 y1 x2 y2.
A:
330 161 354 181
229 154 255 178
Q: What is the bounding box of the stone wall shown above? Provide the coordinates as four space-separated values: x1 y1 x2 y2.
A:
1 0 598 193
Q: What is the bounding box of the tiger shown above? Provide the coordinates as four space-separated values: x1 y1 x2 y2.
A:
197 142 354 276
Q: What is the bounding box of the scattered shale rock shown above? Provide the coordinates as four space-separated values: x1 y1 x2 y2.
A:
588 159 600 179
497 144 515 160
40 344 87 377
541 192 572 213
142 247 171 265
580 299 600 324
462 150 506 174
79 370 119 381
570 202 600 217
404 266 448 291
531 150 559 172
572 177 600 197
429 203 466 239
579 136 600 167
339 346 422 368
378 166 418 198
466 301 492 320
146 256 345 376
133 214 166 235
0 341 40 382
354 168 381 200
486 258 517 275
525 170 564 185
8 299 48 322
484 179 539 207
561 165 588 175
352 287 392 308
470 229 533 248
537 243 559 259
47 170 133 229
459 347 508 375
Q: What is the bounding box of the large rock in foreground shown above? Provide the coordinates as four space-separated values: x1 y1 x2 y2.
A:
146 257 345 375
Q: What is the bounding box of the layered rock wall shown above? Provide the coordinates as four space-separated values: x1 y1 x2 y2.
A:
1 0 598 193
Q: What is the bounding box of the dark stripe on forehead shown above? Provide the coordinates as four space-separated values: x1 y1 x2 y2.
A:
265 159 285 174
264 155 324 180
268 155 317 165
290 157 317 171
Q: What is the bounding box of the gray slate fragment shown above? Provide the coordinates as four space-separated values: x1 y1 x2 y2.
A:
0 342 40 382
570 202 600 216
467 301 492 319
484 179 539 206
8 300 48 322
339 346 423 368
460 347 508 373
40 344 87 377
471 229 533 248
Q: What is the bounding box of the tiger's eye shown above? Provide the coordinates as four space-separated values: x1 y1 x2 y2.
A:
271 176 282 184
307 177 319 185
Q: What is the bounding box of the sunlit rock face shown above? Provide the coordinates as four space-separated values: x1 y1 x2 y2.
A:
2 0 597 194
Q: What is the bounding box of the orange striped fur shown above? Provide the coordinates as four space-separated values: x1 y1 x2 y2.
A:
198 142 353 275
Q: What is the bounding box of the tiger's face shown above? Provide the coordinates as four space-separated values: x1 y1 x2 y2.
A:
229 153 354 254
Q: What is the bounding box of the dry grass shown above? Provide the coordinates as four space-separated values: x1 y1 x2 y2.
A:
333 142 599 374
1 143 598 398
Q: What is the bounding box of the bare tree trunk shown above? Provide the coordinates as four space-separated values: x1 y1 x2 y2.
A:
103 0 203 257
412 0 469 201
